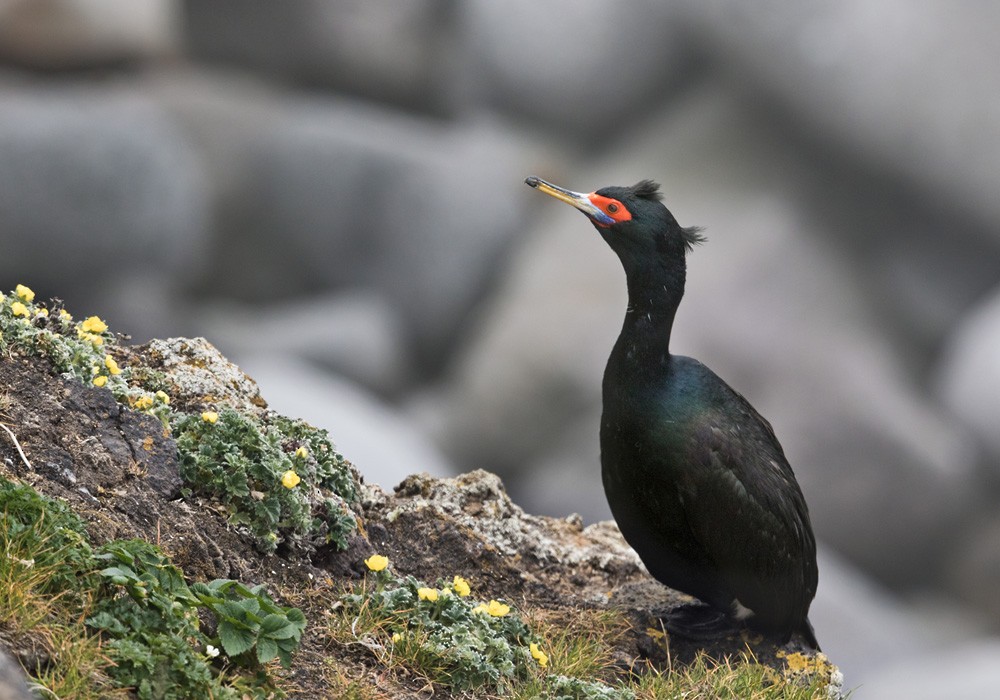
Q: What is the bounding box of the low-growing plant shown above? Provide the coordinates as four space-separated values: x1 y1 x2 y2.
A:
191 578 306 668
0 477 305 699
336 561 542 692
173 407 358 553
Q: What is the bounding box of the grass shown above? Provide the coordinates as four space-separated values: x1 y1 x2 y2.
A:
322 564 843 700
0 478 306 699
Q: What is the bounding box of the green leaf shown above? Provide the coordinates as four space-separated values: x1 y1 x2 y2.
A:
217 620 255 657
259 614 296 639
255 636 278 664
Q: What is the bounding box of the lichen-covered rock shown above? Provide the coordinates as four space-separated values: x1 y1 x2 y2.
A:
126 336 268 415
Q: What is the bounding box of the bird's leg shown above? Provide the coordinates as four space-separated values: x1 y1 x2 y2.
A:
658 602 736 641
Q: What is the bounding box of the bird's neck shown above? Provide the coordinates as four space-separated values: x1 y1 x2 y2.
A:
613 275 684 372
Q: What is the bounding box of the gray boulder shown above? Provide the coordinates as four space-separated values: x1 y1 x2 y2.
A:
181 0 458 114
149 72 528 369
459 0 691 138
935 285 1000 466
0 80 209 341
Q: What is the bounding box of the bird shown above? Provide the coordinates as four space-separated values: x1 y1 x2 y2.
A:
525 175 819 649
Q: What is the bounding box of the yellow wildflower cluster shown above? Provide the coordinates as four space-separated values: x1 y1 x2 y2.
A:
417 587 438 602
201 411 219 424
294 446 309 459
15 284 34 302
76 315 109 346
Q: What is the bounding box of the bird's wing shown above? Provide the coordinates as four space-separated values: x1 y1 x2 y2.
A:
675 400 817 626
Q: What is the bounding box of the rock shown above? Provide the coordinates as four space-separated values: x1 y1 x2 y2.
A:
181 0 458 114
233 354 455 489
0 336 840 693
0 649 32 700
0 81 209 342
127 336 267 416
193 291 412 396
0 0 175 68
460 0 691 138
148 71 528 368
935 285 1000 466
510 409 610 524
860 639 1000 700
944 510 1000 627
674 1 1000 234
808 548 984 690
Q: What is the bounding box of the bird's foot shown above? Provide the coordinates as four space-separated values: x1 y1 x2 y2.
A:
658 603 737 641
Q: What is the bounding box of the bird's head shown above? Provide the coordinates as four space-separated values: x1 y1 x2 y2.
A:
525 176 704 276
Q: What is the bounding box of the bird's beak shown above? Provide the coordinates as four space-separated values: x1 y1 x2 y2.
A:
525 176 614 225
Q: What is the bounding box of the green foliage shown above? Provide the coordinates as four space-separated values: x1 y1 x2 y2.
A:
87 538 306 698
191 579 306 668
173 407 358 553
86 540 239 700
0 479 94 594
544 674 636 700
0 478 305 699
341 572 539 692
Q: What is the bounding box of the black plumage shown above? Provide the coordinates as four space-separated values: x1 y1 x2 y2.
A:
526 176 819 648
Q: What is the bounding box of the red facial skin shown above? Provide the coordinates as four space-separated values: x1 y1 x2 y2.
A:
587 193 632 227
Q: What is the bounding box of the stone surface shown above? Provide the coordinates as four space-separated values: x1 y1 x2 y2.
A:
0 81 209 341
675 1 1000 233
181 0 457 113
0 649 32 700
148 71 528 368
0 0 175 68
194 291 412 396
459 0 691 138
860 640 1000 700
935 284 1000 465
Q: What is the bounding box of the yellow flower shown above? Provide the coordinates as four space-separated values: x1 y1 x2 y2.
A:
391 632 402 643
11 302 28 317
281 470 301 489
364 554 389 572
134 395 154 410
154 391 170 404
201 411 219 424
15 284 34 302
36 308 48 317
80 316 108 334
473 600 510 617
529 642 548 668
417 587 438 602
93 375 108 387
59 309 72 321
453 575 471 597
295 446 309 459
78 330 103 346
105 355 122 375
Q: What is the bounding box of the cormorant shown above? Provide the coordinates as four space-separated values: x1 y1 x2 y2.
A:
525 176 819 649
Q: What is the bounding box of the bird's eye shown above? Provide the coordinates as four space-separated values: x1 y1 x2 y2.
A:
607 203 619 213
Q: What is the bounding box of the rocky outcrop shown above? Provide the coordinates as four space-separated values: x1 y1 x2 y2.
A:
0 337 840 696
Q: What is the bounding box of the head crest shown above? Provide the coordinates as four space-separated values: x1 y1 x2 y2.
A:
681 225 706 251
630 179 663 201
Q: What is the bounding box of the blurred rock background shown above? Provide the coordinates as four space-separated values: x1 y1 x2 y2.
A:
1 1 998 696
